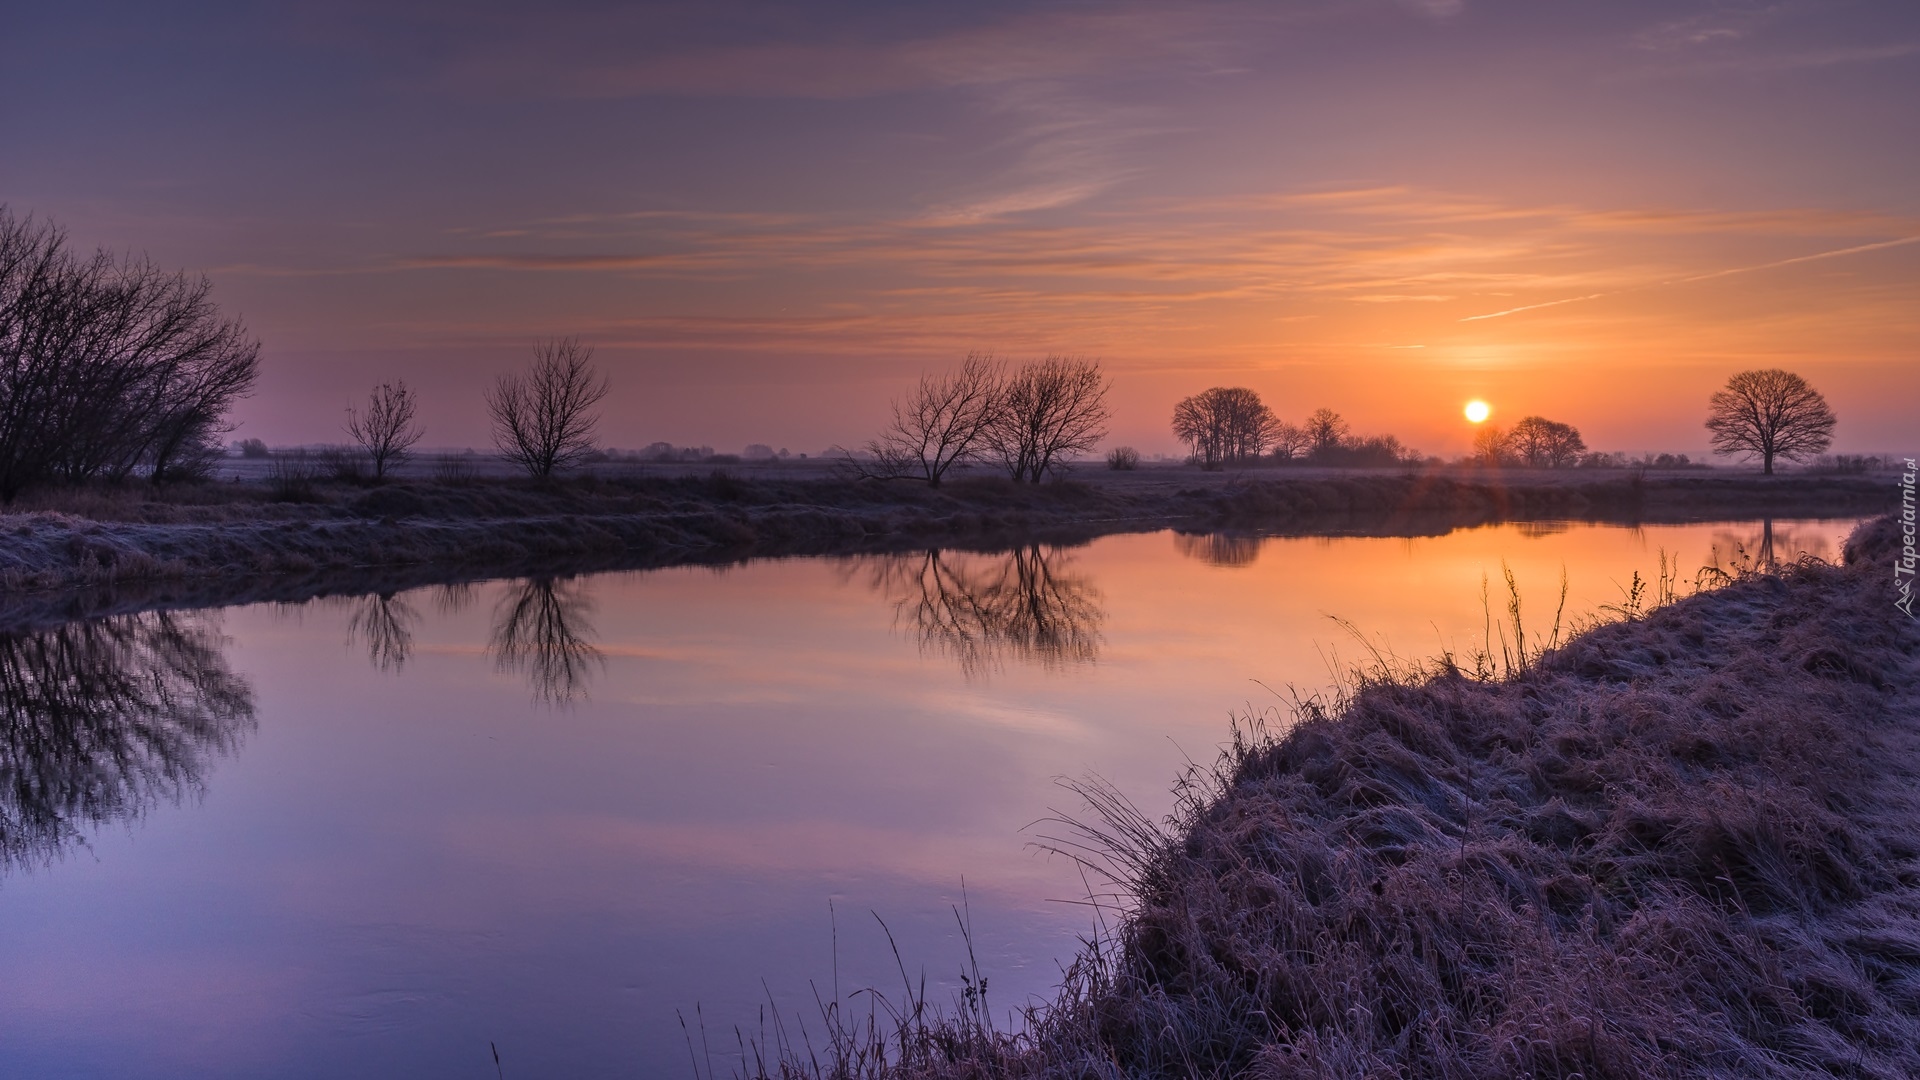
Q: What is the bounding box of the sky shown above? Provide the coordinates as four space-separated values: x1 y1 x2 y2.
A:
3 0 1916 458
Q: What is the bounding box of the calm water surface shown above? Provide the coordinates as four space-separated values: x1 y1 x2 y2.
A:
0 518 1858 1078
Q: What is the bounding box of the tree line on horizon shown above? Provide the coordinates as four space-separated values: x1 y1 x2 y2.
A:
0 206 1850 499
1163 373 1836 474
1168 384 1593 471
1170 389 1426 470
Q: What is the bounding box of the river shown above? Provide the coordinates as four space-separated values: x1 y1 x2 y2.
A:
0 517 1859 1078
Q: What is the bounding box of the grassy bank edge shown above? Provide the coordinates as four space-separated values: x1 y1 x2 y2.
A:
0 471 1895 631
729 513 1920 1079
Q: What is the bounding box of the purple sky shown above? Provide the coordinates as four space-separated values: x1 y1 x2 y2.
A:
5 0 1917 457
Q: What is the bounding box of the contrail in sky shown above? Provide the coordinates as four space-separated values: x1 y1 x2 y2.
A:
1459 234 1920 322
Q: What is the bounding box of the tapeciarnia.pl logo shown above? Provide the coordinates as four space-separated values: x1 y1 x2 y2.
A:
1897 458 1916 618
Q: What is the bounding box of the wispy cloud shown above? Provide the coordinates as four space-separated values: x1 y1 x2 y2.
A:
1461 234 1920 321
1629 2 1920 76
300 185 1920 371
1635 4 1785 52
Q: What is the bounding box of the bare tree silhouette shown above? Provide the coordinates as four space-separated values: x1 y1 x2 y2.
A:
1170 394 1223 470
1303 408 1350 459
1270 421 1311 463
1472 423 1509 465
487 338 611 480
345 380 424 481
854 352 1004 486
857 546 1104 677
0 611 254 871
489 577 602 704
986 356 1111 482
1705 368 1836 475
0 207 260 498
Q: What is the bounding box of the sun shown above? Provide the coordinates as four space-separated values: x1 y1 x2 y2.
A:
1464 400 1491 424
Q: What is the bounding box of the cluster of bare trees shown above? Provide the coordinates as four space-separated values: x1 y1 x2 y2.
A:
0 208 261 499
1472 415 1588 468
1169 391 1419 470
856 353 1110 485
1172 387 1286 468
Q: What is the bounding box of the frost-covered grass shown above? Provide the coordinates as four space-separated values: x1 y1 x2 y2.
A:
729 516 1920 1079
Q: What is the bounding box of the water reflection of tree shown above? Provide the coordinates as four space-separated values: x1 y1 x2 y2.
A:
0 612 255 872
1710 518 1834 573
490 577 602 704
336 577 601 701
346 592 419 672
1172 532 1262 568
860 546 1104 678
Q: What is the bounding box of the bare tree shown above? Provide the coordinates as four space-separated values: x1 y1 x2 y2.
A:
1471 424 1509 466
1705 369 1835 475
1172 391 1230 469
1217 388 1279 462
0 207 260 498
345 380 424 481
1504 416 1587 468
986 356 1111 482
486 338 611 480
1303 408 1349 460
856 352 1003 486
1270 421 1311 463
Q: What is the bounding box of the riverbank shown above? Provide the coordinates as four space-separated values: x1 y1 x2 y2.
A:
785 513 1918 1079
0 466 1895 629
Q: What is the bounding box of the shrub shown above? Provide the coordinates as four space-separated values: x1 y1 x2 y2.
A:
316 446 369 484
432 453 479 486
1106 446 1140 471
266 451 317 502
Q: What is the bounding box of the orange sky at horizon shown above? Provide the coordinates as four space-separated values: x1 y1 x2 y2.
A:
235 184 1919 457
6 1 1916 457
